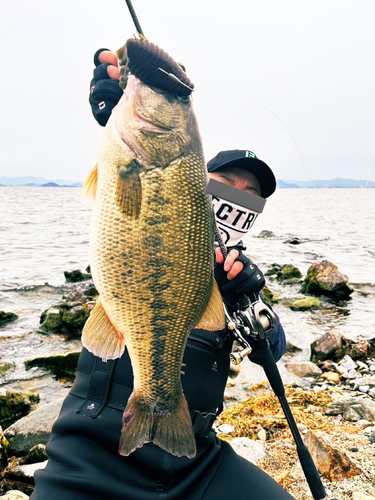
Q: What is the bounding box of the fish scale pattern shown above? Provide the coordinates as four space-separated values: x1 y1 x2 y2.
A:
85 63 224 457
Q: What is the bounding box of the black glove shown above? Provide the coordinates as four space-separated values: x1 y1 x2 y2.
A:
89 48 123 126
214 249 266 311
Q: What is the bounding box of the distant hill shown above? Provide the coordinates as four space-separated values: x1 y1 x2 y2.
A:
278 178 375 188
0 176 82 187
41 182 60 187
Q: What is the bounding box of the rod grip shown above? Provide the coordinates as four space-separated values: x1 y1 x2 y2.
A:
297 445 327 500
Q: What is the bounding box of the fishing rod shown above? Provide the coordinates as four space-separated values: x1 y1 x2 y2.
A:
215 227 327 500
123 0 194 94
125 0 147 40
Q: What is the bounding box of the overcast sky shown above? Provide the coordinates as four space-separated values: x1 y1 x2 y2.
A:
1 0 374 182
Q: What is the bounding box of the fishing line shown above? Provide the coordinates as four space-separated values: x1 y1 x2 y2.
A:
196 88 317 189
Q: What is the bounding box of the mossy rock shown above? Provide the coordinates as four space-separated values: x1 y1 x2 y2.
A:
0 362 15 377
277 264 302 282
288 297 322 311
262 286 280 305
64 269 92 283
20 444 48 464
0 311 18 326
0 390 39 429
256 230 275 239
300 260 353 300
265 263 282 277
25 352 80 379
40 304 89 337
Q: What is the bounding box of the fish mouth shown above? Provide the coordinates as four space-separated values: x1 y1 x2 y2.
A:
134 110 172 133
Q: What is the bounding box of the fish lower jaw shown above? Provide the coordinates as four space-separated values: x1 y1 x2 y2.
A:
134 112 172 133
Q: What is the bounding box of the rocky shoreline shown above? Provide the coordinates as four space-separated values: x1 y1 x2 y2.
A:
1 260 374 499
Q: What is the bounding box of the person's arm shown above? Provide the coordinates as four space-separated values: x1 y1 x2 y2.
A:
214 247 287 363
89 49 122 126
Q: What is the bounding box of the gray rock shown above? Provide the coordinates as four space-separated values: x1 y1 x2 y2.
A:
356 361 369 371
285 361 322 378
0 491 29 499
325 397 375 422
356 376 375 388
358 386 370 393
6 460 48 479
310 331 344 362
230 437 269 464
338 355 356 371
5 399 64 455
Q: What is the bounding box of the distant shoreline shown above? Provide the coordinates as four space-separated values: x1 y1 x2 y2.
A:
0 177 374 189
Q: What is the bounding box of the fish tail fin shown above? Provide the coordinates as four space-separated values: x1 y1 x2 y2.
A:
119 393 196 459
119 394 154 456
152 395 196 459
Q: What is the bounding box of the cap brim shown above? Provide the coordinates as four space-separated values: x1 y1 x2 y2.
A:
208 157 276 198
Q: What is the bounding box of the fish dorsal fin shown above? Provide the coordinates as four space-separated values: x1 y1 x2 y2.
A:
194 279 225 331
82 298 125 360
83 165 98 206
116 161 142 219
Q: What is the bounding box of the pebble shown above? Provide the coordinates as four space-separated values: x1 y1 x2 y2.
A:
356 361 369 371
0 492 29 500
352 493 375 500
257 428 267 441
217 424 234 434
338 355 356 370
359 386 370 393
342 372 359 379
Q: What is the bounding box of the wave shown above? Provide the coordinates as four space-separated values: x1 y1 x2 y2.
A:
2 283 68 293
253 231 331 243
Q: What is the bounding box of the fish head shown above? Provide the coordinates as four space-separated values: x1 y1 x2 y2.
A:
109 75 200 169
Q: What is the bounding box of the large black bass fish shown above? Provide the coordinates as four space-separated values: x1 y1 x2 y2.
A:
82 39 225 459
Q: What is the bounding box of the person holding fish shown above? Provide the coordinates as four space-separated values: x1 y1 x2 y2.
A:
31 41 293 500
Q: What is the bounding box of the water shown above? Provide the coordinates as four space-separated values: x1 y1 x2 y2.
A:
0 187 374 401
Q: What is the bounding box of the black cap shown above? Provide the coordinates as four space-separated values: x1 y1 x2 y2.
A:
207 149 276 198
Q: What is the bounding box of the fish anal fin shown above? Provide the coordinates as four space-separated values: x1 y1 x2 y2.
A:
116 161 142 219
119 393 196 459
195 279 225 331
82 299 125 360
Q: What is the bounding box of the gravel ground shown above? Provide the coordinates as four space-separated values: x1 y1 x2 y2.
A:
256 419 375 499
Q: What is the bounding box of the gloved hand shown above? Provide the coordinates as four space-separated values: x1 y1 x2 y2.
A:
89 48 123 126
214 248 266 311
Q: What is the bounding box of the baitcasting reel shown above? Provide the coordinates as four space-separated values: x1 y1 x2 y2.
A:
225 294 277 365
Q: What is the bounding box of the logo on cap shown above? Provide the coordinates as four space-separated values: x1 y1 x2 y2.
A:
245 151 257 159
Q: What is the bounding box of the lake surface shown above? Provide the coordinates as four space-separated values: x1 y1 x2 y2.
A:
0 187 374 401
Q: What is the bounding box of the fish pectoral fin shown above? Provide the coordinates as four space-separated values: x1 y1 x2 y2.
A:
116 161 142 219
119 393 196 459
194 279 225 331
82 164 98 206
82 299 125 360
